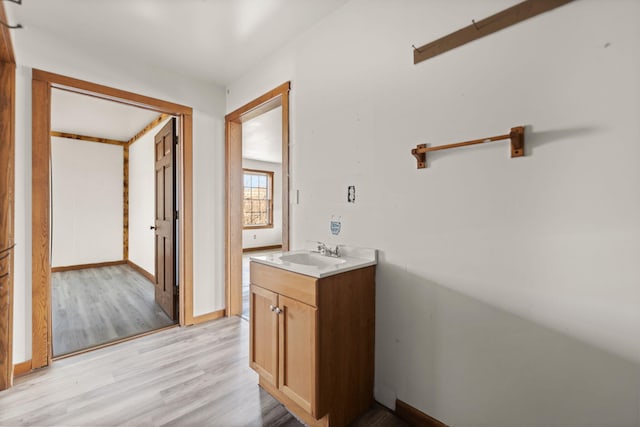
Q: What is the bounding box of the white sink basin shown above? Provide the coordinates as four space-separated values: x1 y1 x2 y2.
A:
280 252 347 267
251 246 377 278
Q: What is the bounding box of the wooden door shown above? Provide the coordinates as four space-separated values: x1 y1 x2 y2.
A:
249 284 278 386
278 295 317 415
154 118 177 319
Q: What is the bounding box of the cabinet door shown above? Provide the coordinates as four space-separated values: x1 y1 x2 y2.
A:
278 295 318 416
250 285 278 386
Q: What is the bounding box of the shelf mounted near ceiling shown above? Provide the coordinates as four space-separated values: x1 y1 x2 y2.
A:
411 126 525 169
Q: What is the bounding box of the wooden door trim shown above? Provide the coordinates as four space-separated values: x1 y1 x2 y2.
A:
32 70 192 115
0 62 16 391
225 82 290 317
0 1 15 391
31 69 194 370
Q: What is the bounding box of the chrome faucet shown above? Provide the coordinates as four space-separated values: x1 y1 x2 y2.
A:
315 241 340 258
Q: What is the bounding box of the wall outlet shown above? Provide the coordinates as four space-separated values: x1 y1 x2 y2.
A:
347 186 355 203
253 234 257 239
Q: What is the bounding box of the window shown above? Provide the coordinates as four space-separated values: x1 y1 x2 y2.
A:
243 169 273 228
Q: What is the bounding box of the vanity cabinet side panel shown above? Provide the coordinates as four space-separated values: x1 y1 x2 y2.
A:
250 284 279 387
317 266 376 427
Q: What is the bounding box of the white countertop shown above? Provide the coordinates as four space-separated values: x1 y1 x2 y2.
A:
250 245 377 278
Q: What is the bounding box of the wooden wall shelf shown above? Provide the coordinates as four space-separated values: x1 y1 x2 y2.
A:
412 0 574 65
411 126 524 169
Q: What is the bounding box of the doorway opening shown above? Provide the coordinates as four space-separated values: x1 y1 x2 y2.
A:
225 82 291 318
240 106 284 318
49 89 180 357
32 70 195 369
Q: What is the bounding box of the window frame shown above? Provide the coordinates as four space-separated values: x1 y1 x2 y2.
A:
242 168 274 230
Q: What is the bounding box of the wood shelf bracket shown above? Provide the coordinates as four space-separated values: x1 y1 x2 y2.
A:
411 126 525 169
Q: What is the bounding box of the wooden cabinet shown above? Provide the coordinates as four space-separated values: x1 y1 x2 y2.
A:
250 285 278 386
249 261 375 427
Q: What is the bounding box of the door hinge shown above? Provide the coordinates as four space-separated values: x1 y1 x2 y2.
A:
175 210 179 220
174 135 179 145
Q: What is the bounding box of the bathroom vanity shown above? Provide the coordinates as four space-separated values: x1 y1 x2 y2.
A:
249 247 377 427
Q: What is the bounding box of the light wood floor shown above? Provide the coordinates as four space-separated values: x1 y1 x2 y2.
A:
52 264 176 357
1 317 407 426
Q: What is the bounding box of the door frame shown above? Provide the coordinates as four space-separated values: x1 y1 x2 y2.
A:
0 0 16 390
225 82 291 316
31 69 195 369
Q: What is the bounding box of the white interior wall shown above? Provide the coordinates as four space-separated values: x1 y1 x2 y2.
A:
226 1 640 426
13 34 226 362
50 138 123 267
128 118 171 275
242 159 283 249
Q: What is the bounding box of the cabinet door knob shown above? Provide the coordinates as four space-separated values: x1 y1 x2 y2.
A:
274 307 282 315
269 304 275 312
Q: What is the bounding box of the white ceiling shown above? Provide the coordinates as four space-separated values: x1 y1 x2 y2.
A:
51 89 162 141
242 106 282 164
51 88 283 156
7 0 349 86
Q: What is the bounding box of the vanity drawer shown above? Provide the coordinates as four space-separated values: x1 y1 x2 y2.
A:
250 262 318 307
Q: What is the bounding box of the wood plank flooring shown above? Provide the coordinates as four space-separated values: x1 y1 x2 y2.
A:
1 317 407 426
52 264 175 357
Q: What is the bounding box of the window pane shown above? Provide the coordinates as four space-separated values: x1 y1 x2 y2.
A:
242 170 273 227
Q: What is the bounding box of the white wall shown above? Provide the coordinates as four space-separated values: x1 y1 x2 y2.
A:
50 138 123 267
128 118 171 275
13 32 227 362
242 159 283 249
227 1 640 426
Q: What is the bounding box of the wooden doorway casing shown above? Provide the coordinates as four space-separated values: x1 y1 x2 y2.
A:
31 70 195 369
0 0 16 391
225 82 291 317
